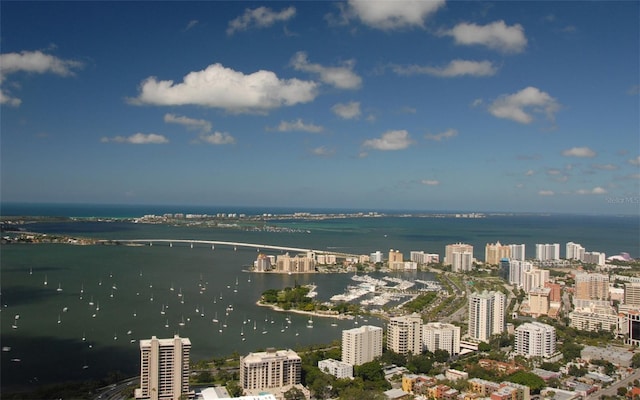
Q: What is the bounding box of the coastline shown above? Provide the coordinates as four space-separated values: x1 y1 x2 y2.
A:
255 301 355 320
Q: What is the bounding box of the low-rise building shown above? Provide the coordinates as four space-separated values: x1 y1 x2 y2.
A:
317 359 353 379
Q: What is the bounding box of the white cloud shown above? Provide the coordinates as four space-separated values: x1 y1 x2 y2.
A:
591 163 618 171
538 190 554 196
227 6 296 35
488 86 560 124
546 169 561 175
629 156 640 165
525 169 535 176
199 132 235 145
164 113 212 133
184 20 199 31
442 20 527 53
272 119 323 133
562 147 596 158
0 50 83 106
363 130 413 151
576 187 607 195
392 60 497 77
129 63 318 114
421 179 440 186
332 101 361 119
425 128 458 141
347 0 445 30
101 133 168 144
311 146 335 157
291 52 362 90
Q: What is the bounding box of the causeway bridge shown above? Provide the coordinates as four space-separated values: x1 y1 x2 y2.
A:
100 239 358 257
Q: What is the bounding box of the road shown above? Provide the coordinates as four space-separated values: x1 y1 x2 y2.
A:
94 376 138 400
585 368 640 399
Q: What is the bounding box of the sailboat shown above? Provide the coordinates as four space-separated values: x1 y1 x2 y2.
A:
44 275 48 286
82 332 86 341
200 306 205 318
161 304 165 315
212 312 219 323
307 316 313 328
29 267 33 275
11 315 18 329
179 316 186 327
80 284 84 294
165 319 169 328
57 283 63 292
57 315 61 324
253 321 257 330
96 302 100 311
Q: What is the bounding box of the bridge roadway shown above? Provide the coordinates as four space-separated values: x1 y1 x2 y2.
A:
101 239 357 257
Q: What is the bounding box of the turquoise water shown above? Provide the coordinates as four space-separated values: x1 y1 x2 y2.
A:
1 212 638 391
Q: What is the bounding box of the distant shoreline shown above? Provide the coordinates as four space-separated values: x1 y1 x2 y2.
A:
255 301 355 320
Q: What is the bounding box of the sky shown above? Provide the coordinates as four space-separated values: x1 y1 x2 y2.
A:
1 1 639 215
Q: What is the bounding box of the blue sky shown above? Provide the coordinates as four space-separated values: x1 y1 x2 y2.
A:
1 1 638 214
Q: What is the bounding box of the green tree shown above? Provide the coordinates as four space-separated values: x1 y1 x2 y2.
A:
632 353 640 368
506 371 546 394
284 386 306 400
434 349 450 363
617 387 628 397
226 381 243 398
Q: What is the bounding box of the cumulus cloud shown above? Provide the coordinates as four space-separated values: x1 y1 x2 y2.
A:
425 128 458 141
271 119 323 133
421 179 440 186
363 130 413 151
101 133 169 144
227 6 296 35
442 20 527 53
199 132 235 145
538 190 554 196
392 60 497 77
488 86 560 124
291 52 362 90
576 187 607 195
525 169 535 176
629 156 640 165
562 147 596 158
129 63 318 114
311 146 335 157
0 50 83 106
164 113 212 133
346 0 445 30
332 101 361 119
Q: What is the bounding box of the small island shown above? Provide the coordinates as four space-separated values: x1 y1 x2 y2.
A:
257 284 359 320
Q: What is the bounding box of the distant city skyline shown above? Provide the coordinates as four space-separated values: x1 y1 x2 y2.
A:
1 1 638 215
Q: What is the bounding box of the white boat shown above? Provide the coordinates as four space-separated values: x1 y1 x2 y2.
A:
29 268 33 275
165 320 169 328
179 317 186 327
96 302 100 311
212 312 219 323
113 333 117 340
62 307 68 312
80 284 84 294
82 332 86 341
44 275 48 286
57 315 61 324
161 304 165 315
253 321 257 330
89 296 94 306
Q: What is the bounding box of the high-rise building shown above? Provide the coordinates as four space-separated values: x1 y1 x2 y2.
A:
444 243 473 271
535 244 560 261
388 249 403 264
508 244 526 261
514 322 556 358
341 325 383 366
135 335 192 400
422 322 461 356
528 287 551 317
468 291 505 342
625 283 640 307
485 242 511 265
387 314 423 355
370 251 384 264
240 348 301 391
583 251 606 266
275 253 315 273
410 251 439 265
566 242 585 261
508 260 533 288
522 268 550 292
575 272 609 301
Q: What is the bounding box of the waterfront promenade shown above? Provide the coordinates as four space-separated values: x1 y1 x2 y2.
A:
100 238 358 257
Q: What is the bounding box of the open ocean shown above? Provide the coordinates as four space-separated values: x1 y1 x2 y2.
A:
1 203 638 392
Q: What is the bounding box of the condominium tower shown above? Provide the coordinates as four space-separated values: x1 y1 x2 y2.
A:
535 244 560 261
485 242 511 265
341 325 383 366
135 335 191 400
422 322 461 356
387 314 423 355
240 348 301 391
445 243 474 272
468 291 506 342
514 322 556 358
